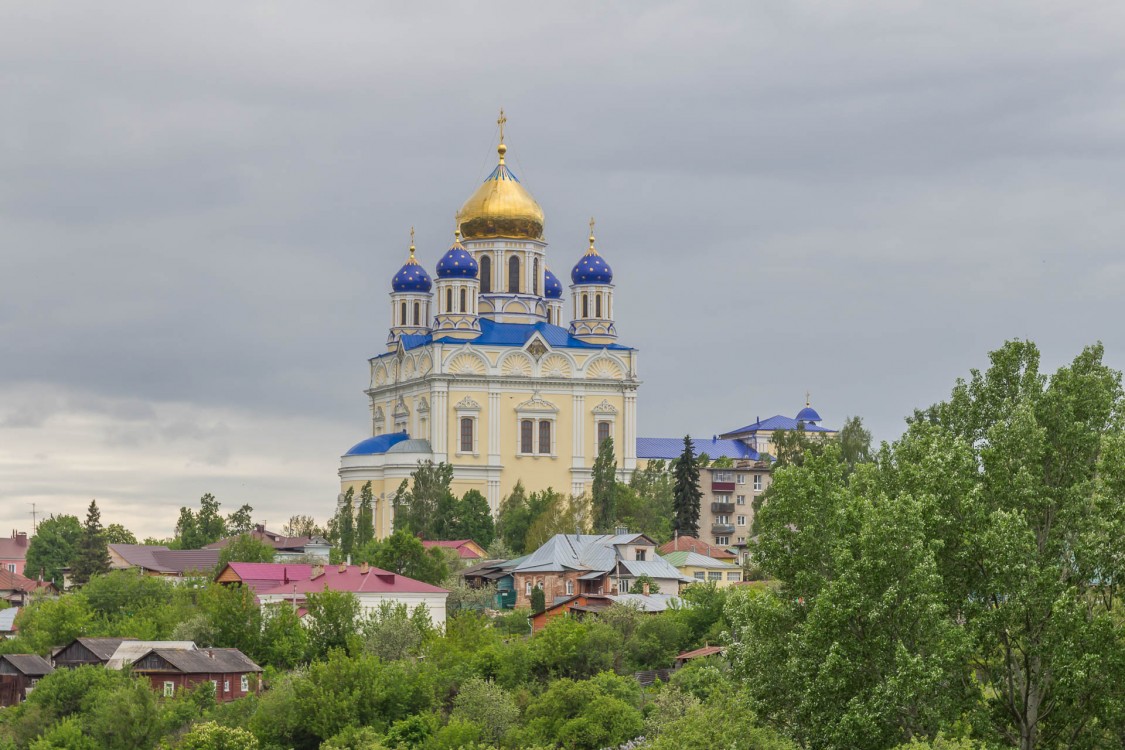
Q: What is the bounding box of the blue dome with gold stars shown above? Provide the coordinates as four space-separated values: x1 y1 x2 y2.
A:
571 222 613 285
436 241 479 279
544 268 563 299
392 256 431 292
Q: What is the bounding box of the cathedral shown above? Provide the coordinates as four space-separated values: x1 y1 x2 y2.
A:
339 114 639 538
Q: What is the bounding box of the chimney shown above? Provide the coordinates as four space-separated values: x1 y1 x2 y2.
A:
15 531 28 547
360 562 369 575
642 581 650 596
207 649 215 659
311 564 324 579
346 554 352 566
338 562 347 574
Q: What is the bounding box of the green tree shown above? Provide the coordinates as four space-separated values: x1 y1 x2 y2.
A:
591 436 617 533
259 602 308 670
356 481 375 548
673 436 702 537
524 491 588 551
496 481 536 553
284 515 325 538
530 585 545 613
357 530 450 585
625 459 675 542
197 583 261 657
24 514 82 584
10 594 94 654
216 534 275 568
179 722 260 750
360 600 430 661
70 500 111 585
394 461 455 539
175 493 228 549
645 687 797 750
519 673 643 750
103 523 137 545
225 503 255 536
838 414 873 470
337 487 355 561
305 589 362 659
450 677 520 745
453 489 495 548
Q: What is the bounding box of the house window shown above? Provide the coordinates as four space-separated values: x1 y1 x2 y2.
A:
525 580 532 596
565 579 574 595
694 572 706 581
480 255 491 293
5 563 13 573
597 421 610 445
716 515 729 524
521 420 534 454
211 680 218 693
736 495 746 505
715 536 729 545
460 287 467 313
413 301 420 325
223 680 230 693
737 516 746 526
538 420 552 454
727 572 741 581
460 417 474 453
241 675 249 692
635 549 646 561
708 572 722 581
508 255 520 293
533 257 540 295
163 681 174 697
737 474 745 484
753 474 762 490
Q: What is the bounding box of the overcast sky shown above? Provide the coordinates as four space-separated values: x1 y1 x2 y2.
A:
3 1 1124 539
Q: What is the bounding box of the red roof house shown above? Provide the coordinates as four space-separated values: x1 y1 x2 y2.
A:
657 536 737 561
0 531 29 577
421 540 487 560
0 569 57 607
215 562 314 594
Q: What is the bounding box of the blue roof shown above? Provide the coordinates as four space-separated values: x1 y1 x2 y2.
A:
795 406 822 422
544 268 563 299
636 437 760 461
436 244 478 279
721 414 835 436
392 258 432 293
345 432 409 456
385 318 633 356
571 251 613 285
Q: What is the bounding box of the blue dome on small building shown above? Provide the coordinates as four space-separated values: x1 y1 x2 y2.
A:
571 253 613 285
544 268 563 299
436 244 479 279
345 432 409 456
392 257 432 293
796 406 822 423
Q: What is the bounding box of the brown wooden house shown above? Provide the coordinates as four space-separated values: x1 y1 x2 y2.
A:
51 637 132 669
0 654 53 706
130 648 262 702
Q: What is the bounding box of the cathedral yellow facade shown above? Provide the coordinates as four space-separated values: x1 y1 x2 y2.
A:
339 115 639 539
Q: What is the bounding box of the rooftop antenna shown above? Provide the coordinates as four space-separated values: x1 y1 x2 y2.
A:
29 502 37 534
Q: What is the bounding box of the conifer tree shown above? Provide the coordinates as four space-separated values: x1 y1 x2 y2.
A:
591 436 618 532
338 487 355 561
356 481 374 548
672 435 702 537
72 500 111 584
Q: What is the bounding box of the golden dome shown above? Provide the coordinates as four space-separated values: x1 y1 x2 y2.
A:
456 138 545 241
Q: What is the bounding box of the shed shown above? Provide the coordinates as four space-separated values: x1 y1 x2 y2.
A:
0 653 54 706
52 637 133 669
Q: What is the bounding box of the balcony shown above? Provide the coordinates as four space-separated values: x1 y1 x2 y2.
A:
711 481 736 493
711 523 736 535
710 502 734 514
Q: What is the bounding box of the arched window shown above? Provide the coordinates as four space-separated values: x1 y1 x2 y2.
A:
445 288 453 313
413 301 420 325
480 255 491 293
521 419 534 454
582 293 589 318
597 421 611 446
400 301 406 324
508 255 520 294
539 420 551 454
595 294 602 318
460 418 474 453
460 287 467 312
533 258 540 295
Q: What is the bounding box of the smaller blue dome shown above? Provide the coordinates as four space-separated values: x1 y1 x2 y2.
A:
436 244 479 279
345 432 409 456
571 252 613 285
544 268 563 299
392 257 432 293
796 406 822 423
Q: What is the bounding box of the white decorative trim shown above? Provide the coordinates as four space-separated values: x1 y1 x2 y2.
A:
454 396 482 411
591 399 618 415
515 392 559 414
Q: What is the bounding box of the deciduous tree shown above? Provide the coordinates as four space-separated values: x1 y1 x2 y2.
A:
25 514 82 584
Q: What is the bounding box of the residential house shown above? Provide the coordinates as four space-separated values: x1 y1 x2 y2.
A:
512 533 690 609
0 569 56 607
422 539 487 561
253 562 450 628
108 544 220 577
206 525 331 563
459 557 523 609
0 607 19 640
0 531 29 575
104 641 197 670
674 645 725 668
0 654 53 707
657 536 737 562
214 562 313 594
52 637 132 669
530 592 680 632
660 550 743 588
130 647 261 702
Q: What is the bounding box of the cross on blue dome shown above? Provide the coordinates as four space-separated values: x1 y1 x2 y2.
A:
392 256 432 293
571 221 613 285
544 268 563 299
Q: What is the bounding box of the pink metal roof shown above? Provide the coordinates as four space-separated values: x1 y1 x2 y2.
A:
220 563 314 594
257 565 448 596
421 540 483 559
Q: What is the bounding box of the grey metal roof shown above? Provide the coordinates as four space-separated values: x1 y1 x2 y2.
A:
0 607 18 633
514 534 681 581
605 593 680 612
2 653 54 676
619 559 692 582
386 438 433 454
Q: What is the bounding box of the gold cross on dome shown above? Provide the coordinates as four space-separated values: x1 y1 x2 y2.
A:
497 108 507 144
589 217 595 234
805 390 811 407
409 226 415 256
